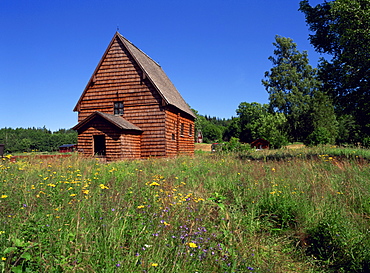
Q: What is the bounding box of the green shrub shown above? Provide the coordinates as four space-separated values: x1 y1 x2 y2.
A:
305 127 334 146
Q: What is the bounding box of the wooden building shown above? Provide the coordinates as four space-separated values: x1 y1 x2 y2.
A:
59 144 77 153
250 138 270 150
73 32 195 161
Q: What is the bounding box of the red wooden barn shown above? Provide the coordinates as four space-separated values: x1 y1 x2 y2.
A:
59 144 77 153
250 138 270 150
73 32 195 161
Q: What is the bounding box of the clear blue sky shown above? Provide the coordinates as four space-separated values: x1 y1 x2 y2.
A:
1 0 324 131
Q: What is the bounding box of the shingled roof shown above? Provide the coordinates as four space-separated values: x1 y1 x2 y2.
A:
74 32 195 118
72 111 142 131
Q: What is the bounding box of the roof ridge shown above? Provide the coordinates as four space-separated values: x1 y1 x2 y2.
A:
116 32 161 68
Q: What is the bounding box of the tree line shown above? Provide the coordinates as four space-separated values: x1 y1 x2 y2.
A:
0 127 77 154
196 0 370 148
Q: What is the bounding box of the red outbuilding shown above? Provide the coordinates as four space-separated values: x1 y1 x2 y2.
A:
250 138 270 150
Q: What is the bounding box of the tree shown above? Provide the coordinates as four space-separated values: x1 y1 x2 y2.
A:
223 117 241 141
252 113 289 148
202 123 222 143
262 35 324 142
236 102 269 143
299 0 370 138
192 109 227 143
309 90 338 144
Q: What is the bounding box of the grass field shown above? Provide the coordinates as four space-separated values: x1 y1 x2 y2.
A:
1 147 369 272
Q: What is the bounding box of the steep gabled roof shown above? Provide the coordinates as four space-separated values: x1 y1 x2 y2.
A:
72 111 142 131
74 32 195 118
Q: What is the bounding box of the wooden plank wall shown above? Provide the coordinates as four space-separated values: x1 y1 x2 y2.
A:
120 133 141 159
77 117 123 161
77 37 167 158
77 118 141 161
165 110 194 157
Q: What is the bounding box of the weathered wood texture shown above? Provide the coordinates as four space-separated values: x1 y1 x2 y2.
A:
75 35 194 160
165 110 194 157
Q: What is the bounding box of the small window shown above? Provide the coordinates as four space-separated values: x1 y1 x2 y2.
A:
189 124 193 136
172 133 175 140
114 102 124 115
180 123 184 136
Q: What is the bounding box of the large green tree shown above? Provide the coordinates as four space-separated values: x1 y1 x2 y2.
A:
262 35 336 142
235 102 289 147
236 102 269 143
252 112 289 148
299 0 370 138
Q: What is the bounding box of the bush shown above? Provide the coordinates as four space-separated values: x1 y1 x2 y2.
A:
219 137 251 152
304 127 333 146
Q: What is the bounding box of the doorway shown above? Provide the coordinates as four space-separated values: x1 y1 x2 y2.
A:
93 135 106 156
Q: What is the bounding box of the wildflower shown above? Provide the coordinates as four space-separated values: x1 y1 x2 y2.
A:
70 193 77 197
150 182 160 186
188 242 197 248
271 168 276 172
1 195 8 199
99 184 109 189
137 205 145 209
151 263 158 267
1 257 6 261
0 231 5 235
82 189 89 194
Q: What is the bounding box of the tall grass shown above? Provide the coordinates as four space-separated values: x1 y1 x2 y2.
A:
0 149 369 272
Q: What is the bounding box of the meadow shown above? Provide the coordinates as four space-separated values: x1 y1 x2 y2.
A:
0 147 369 272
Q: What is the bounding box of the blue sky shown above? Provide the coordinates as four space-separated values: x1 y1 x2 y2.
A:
1 0 324 131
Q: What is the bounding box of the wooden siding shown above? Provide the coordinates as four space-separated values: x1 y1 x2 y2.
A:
76 116 141 161
165 109 194 157
77 37 166 158
120 133 141 159
75 34 194 160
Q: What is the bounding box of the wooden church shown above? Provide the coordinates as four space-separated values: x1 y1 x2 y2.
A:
73 32 195 161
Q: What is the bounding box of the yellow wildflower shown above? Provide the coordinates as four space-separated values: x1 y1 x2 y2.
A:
150 182 160 186
1 257 6 261
188 242 197 248
151 263 158 267
1 195 8 199
137 205 145 209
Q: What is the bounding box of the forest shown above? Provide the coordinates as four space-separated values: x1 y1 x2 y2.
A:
0 127 77 154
